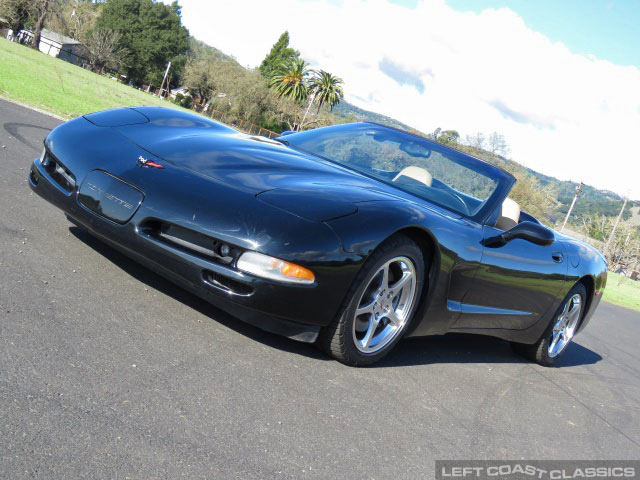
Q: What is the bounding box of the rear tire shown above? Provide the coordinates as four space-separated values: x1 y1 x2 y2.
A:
317 234 426 366
511 283 586 367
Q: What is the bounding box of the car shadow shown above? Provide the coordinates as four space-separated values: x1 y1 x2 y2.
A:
69 225 603 369
378 334 602 368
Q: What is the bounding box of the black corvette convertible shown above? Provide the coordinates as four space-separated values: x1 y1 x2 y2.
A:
29 107 607 366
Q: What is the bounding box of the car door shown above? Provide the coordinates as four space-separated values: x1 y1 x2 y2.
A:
453 224 568 330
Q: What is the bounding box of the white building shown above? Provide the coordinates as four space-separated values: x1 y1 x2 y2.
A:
5 27 85 66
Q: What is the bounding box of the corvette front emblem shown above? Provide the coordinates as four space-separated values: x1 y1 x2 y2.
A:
137 156 164 169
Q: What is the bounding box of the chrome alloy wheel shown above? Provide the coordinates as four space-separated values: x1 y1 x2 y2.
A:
352 256 418 354
548 293 582 358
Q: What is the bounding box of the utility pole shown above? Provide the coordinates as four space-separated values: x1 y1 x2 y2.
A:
604 196 628 256
560 181 583 232
158 61 171 98
299 90 316 131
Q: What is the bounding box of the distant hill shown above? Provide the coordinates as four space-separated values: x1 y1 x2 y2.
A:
331 101 419 133
531 170 635 221
187 37 238 63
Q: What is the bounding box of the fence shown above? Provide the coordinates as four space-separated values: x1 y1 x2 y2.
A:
207 108 279 138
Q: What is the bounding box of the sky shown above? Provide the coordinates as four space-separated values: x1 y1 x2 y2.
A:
170 0 640 200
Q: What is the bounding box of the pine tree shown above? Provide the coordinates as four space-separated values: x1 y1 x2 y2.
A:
258 31 300 78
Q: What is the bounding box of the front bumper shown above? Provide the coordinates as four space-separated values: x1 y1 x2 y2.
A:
28 158 345 342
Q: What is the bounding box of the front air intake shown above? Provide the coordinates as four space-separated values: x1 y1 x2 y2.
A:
42 152 76 192
140 220 241 266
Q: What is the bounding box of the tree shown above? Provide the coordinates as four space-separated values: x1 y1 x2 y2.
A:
258 31 299 78
465 132 486 149
0 0 30 39
488 132 510 157
506 171 558 224
84 28 128 73
30 0 57 50
431 127 460 145
46 0 99 42
94 0 189 85
183 58 217 105
269 58 310 103
310 70 344 113
273 95 324 132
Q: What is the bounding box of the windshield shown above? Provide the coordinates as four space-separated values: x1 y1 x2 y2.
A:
282 123 509 218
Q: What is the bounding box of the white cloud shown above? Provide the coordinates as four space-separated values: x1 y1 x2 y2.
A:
174 0 640 199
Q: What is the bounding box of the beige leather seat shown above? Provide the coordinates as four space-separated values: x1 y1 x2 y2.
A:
392 166 432 187
495 197 520 231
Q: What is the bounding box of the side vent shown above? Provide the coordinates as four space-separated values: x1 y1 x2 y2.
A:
203 270 254 296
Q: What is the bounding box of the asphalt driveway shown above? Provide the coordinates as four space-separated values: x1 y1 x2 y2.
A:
1 98 639 479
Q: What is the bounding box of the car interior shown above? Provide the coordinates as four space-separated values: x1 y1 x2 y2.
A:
495 197 521 231
390 165 528 234
392 166 433 187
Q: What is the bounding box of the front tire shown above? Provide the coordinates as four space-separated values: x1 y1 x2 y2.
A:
317 235 426 366
512 283 586 367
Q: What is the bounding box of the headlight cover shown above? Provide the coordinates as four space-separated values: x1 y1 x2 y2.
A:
236 251 315 284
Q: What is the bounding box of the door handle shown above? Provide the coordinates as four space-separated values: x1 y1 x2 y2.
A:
552 252 564 263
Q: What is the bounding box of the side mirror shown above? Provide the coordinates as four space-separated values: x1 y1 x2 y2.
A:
484 221 555 247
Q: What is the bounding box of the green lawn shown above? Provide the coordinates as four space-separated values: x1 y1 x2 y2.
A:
603 272 640 312
0 38 184 119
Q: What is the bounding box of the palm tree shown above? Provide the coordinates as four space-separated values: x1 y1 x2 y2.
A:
268 59 310 103
310 70 344 113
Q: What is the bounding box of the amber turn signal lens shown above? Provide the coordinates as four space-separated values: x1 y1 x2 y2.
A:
280 261 315 282
237 251 316 284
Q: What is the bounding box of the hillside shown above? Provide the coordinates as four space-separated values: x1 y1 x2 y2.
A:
331 101 419 133
533 171 635 221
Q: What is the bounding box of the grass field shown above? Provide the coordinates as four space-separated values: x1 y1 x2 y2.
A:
0 38 183 119
602 272 640 312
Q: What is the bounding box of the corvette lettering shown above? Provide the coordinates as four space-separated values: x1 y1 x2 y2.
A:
86 182 134 210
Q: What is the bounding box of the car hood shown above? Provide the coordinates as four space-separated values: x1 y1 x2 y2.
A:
109 107 401 220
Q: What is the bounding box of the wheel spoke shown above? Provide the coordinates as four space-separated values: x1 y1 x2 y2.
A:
559 301 570 320
386 311 401 327
567 300 581 322
362 317 380 348
355 299 375 317
380 264 390 290
389 271 412 296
